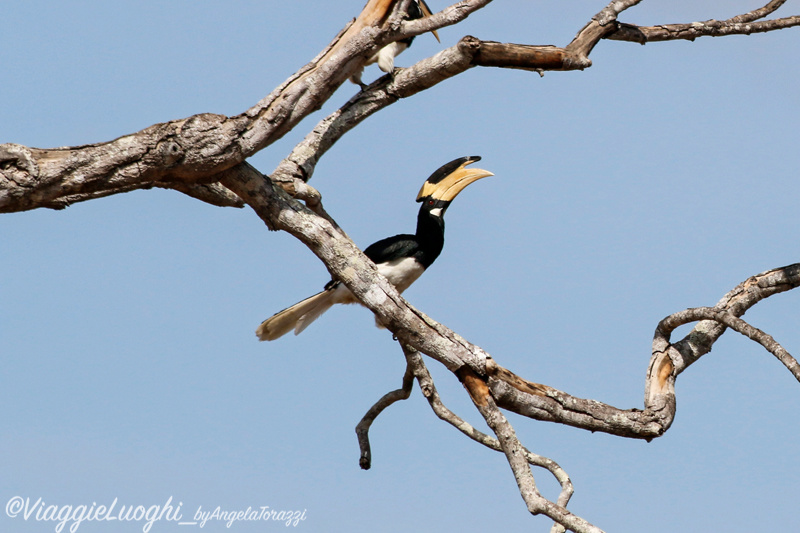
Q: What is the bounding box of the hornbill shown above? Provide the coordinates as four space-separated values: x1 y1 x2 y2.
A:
350 0 441 88
256 156 493 341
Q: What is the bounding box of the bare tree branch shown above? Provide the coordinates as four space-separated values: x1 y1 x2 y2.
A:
401 345 575 505
271 37 483 186
353 340 578 528
223 160 800 447
729 0 788 23
562 0 647 66
609 15 800 43
0 1 408 213
461 367 603 533
161 182 245 208
593 0 645 26
606 0 799 44
355 360 415 470
272 32 599 186
4 0 799 216
398 0 493 41
660 264 800 374
658 307 799 381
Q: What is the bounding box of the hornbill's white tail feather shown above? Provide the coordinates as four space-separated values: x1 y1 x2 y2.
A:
255 289 337 341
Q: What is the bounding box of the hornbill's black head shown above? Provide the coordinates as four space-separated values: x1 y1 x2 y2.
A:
416 156 493 218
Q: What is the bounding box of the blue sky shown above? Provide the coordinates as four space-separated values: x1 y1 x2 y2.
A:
2 1 799 532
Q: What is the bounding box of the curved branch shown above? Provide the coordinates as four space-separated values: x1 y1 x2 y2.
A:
401 345 574 512
607 0 799 44
729 0 788 24
562 0 646 66
272 34 592 185
665 264 800 374
271 36 482 184
657 306 799 381
610 15 800 43
355 360 415 470
222 162 800 446
8 1 795 214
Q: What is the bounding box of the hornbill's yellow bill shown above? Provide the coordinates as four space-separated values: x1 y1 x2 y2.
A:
417 157 493 202
256 155 493 342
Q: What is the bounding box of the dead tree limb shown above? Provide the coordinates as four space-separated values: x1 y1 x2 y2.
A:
401 344 574 533
4 1 800 531
221 159 800 443
355 361 415 470
606 0 799 43
461 367 603 533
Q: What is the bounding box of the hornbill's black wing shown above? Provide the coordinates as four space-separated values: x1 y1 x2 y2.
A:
363 234 421 265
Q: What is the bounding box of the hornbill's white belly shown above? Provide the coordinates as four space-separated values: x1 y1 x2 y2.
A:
377 257 426 293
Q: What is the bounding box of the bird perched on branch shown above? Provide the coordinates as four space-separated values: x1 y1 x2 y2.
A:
350 0 441 88
256 156 493 341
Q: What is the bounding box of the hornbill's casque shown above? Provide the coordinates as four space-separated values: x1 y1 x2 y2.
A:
256 156 493 341
350 0 440 88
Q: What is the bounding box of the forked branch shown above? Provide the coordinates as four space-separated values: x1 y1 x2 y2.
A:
461 367 603 533
657 306 799 382
606 0 799 43
222 161 800 442
222 160 798 532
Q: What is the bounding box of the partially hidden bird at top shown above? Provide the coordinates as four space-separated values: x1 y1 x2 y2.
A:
256 156 494 341
350 0 441 88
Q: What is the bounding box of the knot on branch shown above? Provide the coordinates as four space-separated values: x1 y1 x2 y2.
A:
154 138 185 168
0 144 43 211
0 143 40 184
458 34 483 56
274 177 323 210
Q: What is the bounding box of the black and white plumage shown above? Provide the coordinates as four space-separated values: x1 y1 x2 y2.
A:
256 156 493 341
350 0 440 88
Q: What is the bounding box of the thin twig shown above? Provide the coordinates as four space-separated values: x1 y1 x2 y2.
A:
656 306 800 382
355 361 415 470
670 264 800 373
728 0 788 24
606 0 799 44
459 367 604 533
400 345 575 512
